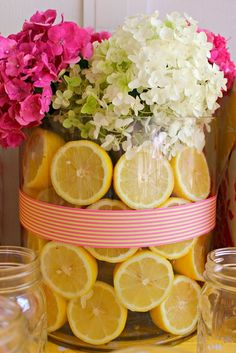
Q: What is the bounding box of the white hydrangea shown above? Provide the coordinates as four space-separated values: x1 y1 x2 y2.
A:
80 12 227 156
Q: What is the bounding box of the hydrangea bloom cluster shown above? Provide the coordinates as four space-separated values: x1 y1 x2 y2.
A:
0 9 110 147
200 29 236 91
54 12 228 157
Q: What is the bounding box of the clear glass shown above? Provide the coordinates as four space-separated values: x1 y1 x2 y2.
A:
0 247 47 353
20 119 216 350
197 247 236 352
0 295 27 353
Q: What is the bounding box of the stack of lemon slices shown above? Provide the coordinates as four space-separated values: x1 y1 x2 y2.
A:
22 128 211 345
23 128 210 209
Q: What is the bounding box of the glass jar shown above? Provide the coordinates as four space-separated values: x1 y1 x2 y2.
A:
198 247 236 352
0 295 27 353
19 117 216 351
0 247 47 353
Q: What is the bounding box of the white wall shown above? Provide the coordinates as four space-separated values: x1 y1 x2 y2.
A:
0 0 83 36
84 0 236 61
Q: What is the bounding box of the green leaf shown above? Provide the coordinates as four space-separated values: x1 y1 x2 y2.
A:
63 75 70 84
165 20 174 29
81 96 98 115
68 110 75 119
63 119 73 129
58 69 66 77
69 77 82 87
64 76 81 88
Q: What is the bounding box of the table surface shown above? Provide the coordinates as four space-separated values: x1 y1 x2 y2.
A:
45 336 236 353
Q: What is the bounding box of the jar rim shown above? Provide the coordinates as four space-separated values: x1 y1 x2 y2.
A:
0 246 40 291
205 247 236 290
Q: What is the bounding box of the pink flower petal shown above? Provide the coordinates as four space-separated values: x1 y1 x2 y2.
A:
0 84 9 107
6 130 26 147
199 28 236 91
4 78 32 101
41 86 52 113
19 94 44 126
5 53 25 77
0 36 16 59
91 31 111 43
30 9 57 25
23 9 57 31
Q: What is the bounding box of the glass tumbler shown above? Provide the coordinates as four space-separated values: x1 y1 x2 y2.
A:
198 247 236 352
0 246 47 353
0 295 27 353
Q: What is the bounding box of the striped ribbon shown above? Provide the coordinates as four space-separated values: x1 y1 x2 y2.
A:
19 190 216 248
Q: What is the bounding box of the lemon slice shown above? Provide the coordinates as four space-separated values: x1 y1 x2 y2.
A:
150 275 201 336
26 231 48 253
86 248 138 263
23 128 65 190
150 197 195 260
171 147 210 202
86 199 136 263
160 197 190 207
50 140 113 205
172 233 212 281
113 250 174 312
114 150 174 209
67 281 128 345
150 239 196 260
42 283 67 333
36 187 67 205
40 242 98 299
22 185 40 199
87 198 130 210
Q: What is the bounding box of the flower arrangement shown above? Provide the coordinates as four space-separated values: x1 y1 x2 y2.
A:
0 9 109 147
50 12 235 157
5 9 236 347
0 10 235 155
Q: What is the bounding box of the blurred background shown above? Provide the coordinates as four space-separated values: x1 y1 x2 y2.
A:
0 0 236 245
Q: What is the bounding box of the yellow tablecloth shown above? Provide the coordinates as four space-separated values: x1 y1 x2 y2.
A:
45 336 236 353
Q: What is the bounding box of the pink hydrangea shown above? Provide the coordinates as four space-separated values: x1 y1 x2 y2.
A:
91 31 111 43
24 9 57 29
0 37 16 59
4 79 32 101
18 95 45 126
200 29 236 91
0 110 25 148
0 9 110 148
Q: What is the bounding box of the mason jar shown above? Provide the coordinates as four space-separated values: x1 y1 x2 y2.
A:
19 117 217 351
0 247 47 353
0 296 29 353
198 247 236 353
0 295 27 353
